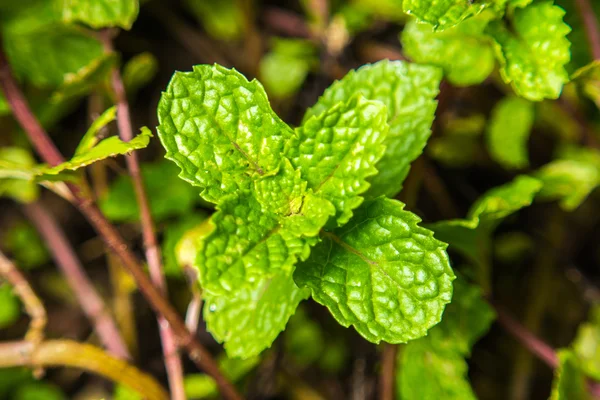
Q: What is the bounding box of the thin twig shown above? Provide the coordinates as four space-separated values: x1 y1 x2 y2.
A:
23 201 130 360
100 32 185 400
379 344 398 400
0 251 46 344
0 42 243 400
574 0 600 60
0 340 168 400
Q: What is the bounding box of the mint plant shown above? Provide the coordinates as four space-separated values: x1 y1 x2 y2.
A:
1 0 600 399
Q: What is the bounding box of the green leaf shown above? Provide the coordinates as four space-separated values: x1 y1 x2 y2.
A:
184 354 260 399
0 147 39 203
38 127 152 178
0 284 20 329
486 96 534 169
13 382 66 400
184 0 243 40
486 1 571 101
571 61 600 108
534 147 600 211
401 13 495 86
396 277 494 400
2 2 104 87
305 60 442 198
259 38 318 99
162 213 208 277
550 350 591 400
100 160 201 223
197 190 333 295
157 64 295 204
428 176 542 287
294 197 455 344
284 306 325 368
51 52 117 102
402 0 504 31
287 95 388 226
60 0 139 30
572 306 600 381
204 270 310 358
123 52 159 97
2 221 49 270
75 106 117 155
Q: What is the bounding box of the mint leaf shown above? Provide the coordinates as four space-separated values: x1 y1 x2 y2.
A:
287 95 388 225
198 190 333 295
305 60 442 198
535 147 600 211
2 221 49 270
51 52 117 102
75 106 117 155
572 61 600 108
402 0 504 31
60 0 139 30
123 52 159 97
38 127 152 178
401 13 495 86
157 64 294 204
100 160 201 223
0 147 39 203
162 214 208 278
550 350 590 400
397 278 495 399
259 38 318 99
572 306 600 381
204 270 309 358
486 1 571 101
294 197 455 344
486 96 534 169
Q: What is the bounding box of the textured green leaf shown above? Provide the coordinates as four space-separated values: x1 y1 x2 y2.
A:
534 147 600 211
0 284 20 329
305 60 442 198
401 13 495 86
2 2 104 87
204 270 309 358
100 160 201 223
550 350 590 400
60 0 139 30
294 197 455 344
402 0 505 31
157 64 294 204
2 221 49 270
397 278 495 400
0 147 39 203
259 38 318 99
51 52 116 102
198 191 333 295
184 0 243 40
486 1 571 101
486 96 533 169
39 127 152 178
75 106 117 155
572 306 600 380
123 52 159 97
287 95 388 225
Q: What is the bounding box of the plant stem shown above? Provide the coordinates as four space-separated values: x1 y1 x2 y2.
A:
0 44 243 400
0 251 46 344
575 0 600 60
0 340 168 400
101 33 186 400
23 201 130 360
379 344 398 400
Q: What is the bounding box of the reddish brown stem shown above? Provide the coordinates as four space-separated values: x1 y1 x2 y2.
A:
0 44 243 400
575 0 600 61
101 32 185 400
379 344 398 400
23 201 130 360
494 304 558 369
